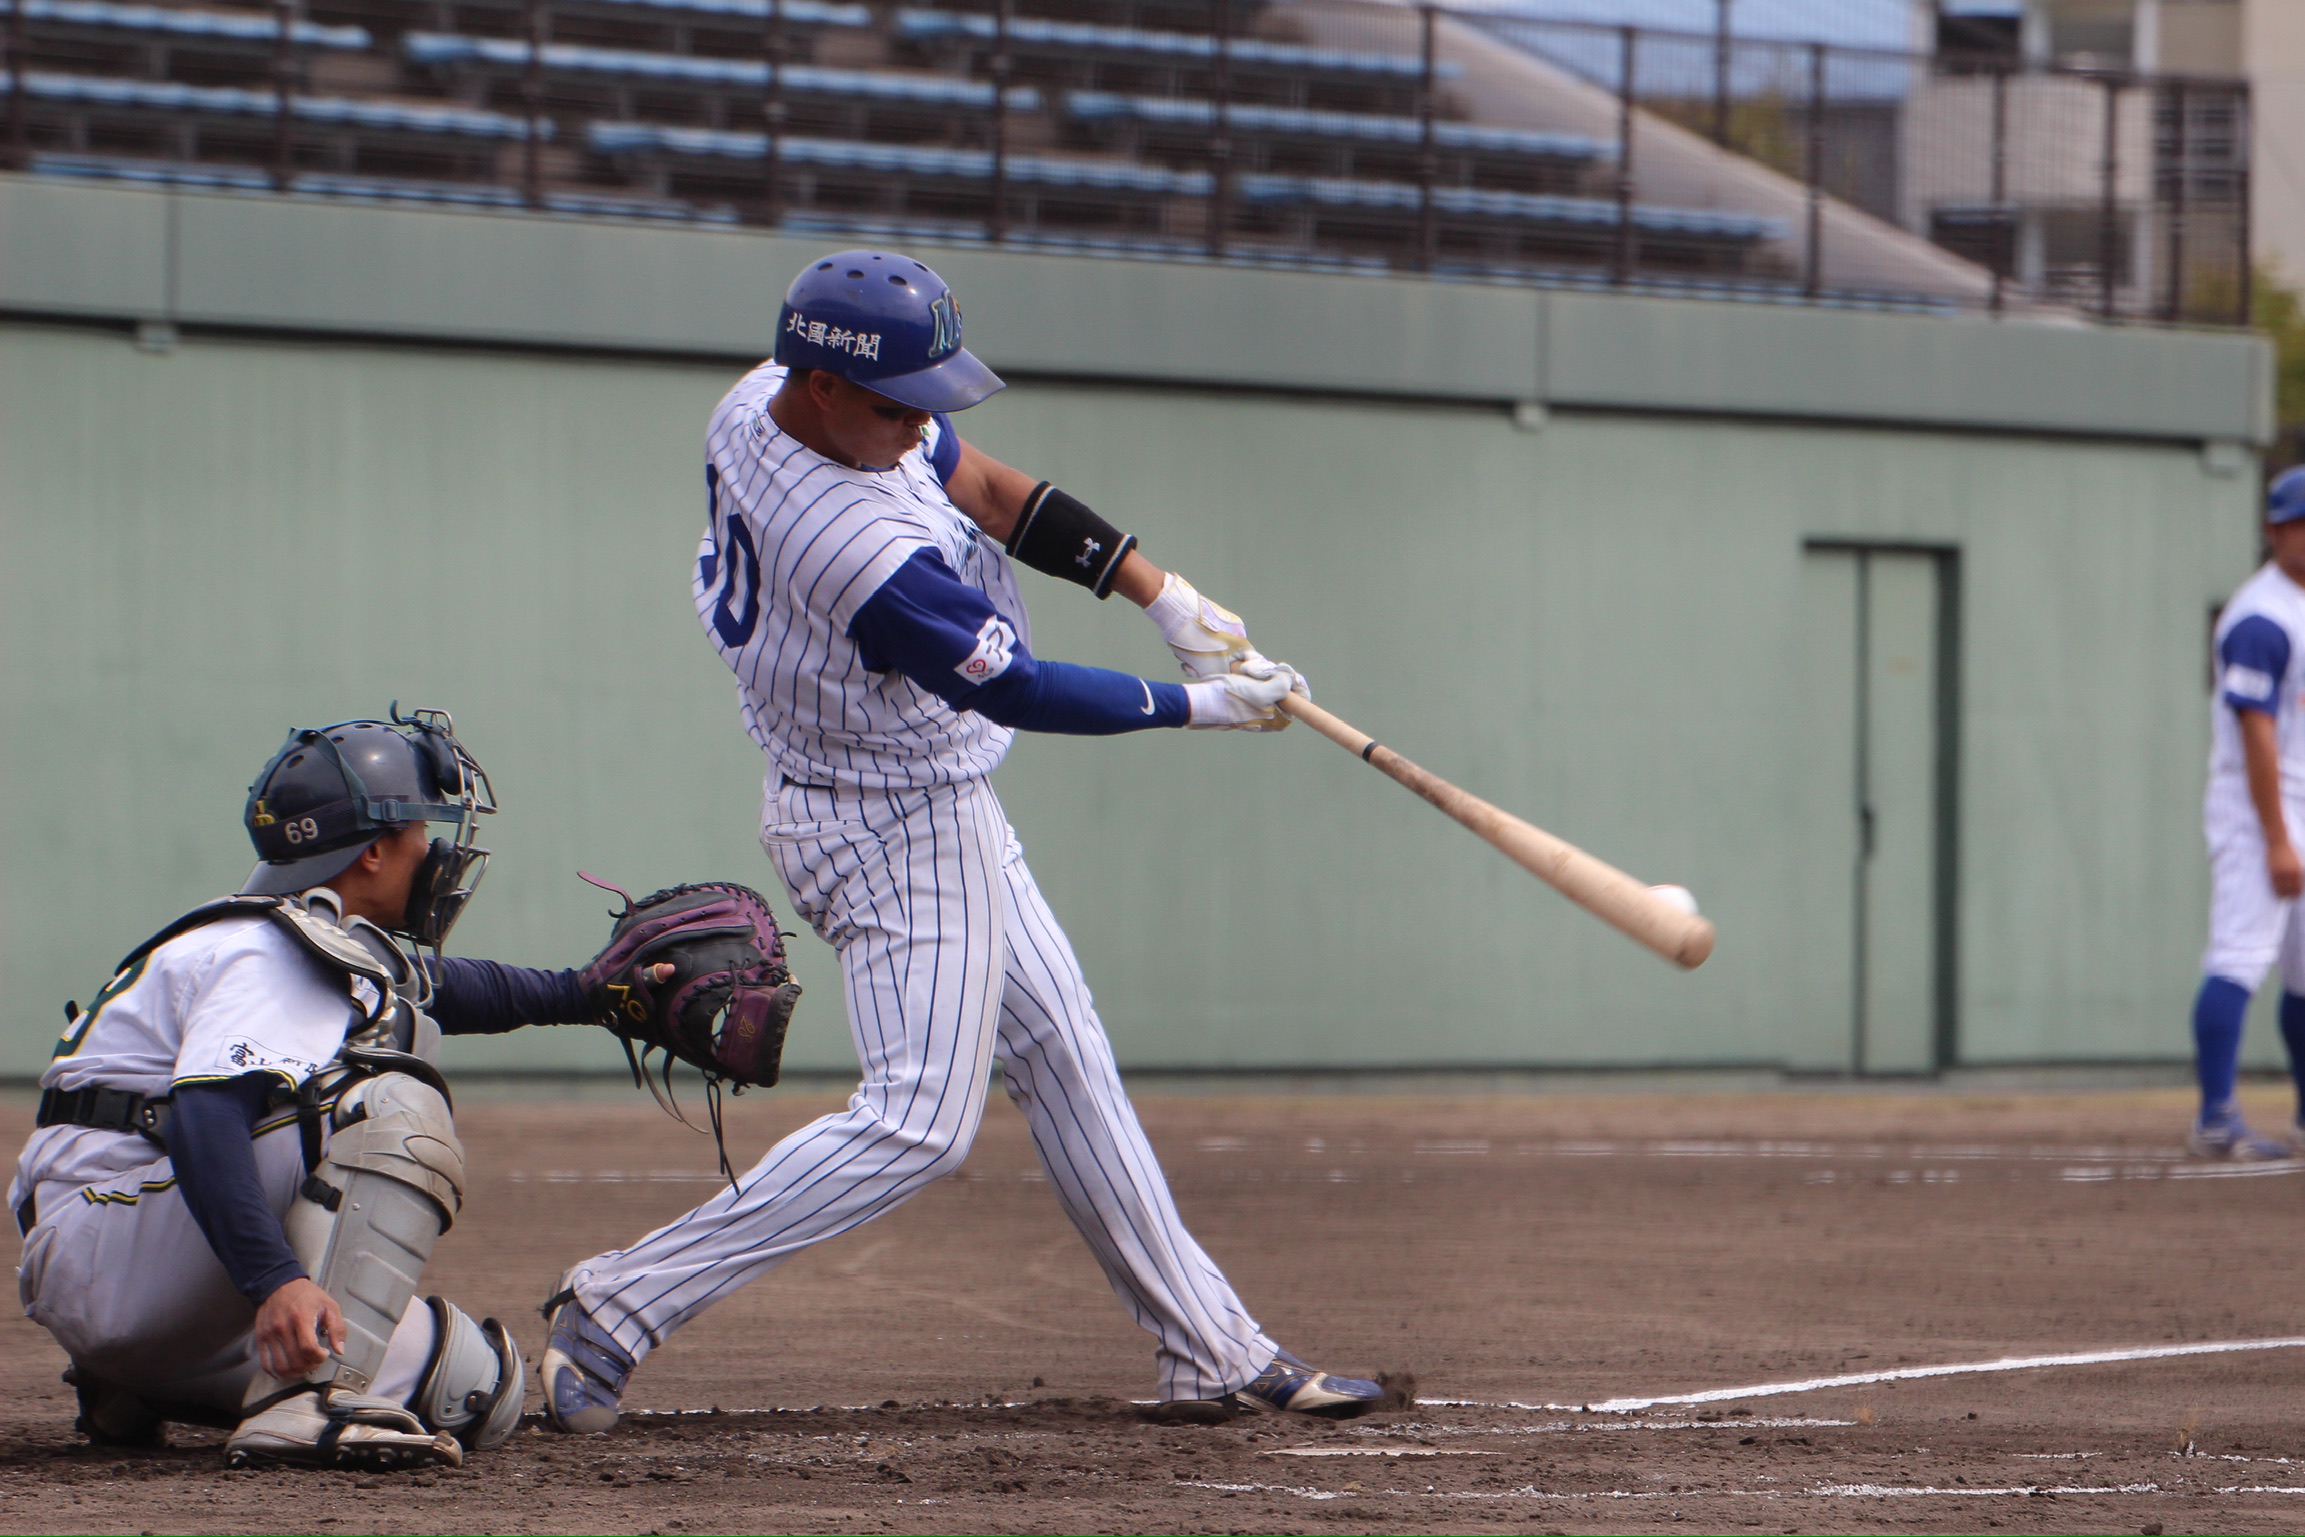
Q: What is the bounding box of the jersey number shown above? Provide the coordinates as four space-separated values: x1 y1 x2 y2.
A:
705 464 762 651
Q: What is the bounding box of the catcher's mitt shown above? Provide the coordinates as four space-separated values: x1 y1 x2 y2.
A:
579 875 802 1119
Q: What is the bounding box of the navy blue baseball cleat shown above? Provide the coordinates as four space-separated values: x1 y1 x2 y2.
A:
539 1271 636 1434
1142 1350 1400 1424
1236 1350 1392 1419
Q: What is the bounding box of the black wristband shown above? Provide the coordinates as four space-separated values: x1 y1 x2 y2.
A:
1006 482 1138 599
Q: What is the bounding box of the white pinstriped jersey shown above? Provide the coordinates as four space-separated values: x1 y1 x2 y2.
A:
694 361 1031 789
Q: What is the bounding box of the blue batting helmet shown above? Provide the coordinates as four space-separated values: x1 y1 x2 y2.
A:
773 250 1004 413
2272 465 2305 526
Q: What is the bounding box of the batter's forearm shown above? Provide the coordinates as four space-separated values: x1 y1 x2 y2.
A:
2241 710 2291 848
1105 549 1165 607
945 441 1168 605
944 440 1037 542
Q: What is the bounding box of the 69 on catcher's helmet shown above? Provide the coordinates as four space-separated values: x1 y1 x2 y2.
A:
772 250 1004 413
242 705 496 949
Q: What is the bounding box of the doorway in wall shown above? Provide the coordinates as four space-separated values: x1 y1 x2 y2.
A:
1801 544 1960 1074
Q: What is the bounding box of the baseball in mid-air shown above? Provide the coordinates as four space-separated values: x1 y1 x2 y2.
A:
1649 884 1701 917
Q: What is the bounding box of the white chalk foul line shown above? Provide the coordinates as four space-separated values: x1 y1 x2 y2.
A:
1572 1336 2305 1414
1188 1478 2305 1504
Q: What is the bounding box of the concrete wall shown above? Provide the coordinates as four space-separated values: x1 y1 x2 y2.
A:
0 176 2274 1077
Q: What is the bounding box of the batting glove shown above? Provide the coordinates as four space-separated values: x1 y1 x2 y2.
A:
1183 658 1306 731
1147 573 1307 732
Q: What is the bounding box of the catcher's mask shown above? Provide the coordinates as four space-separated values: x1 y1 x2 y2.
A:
242 703 497 949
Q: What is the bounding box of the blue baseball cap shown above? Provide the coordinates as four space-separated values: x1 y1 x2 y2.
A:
772 251 1004 413
2272 465 2305 526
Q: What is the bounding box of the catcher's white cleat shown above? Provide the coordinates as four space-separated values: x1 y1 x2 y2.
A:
224 1384 462 1471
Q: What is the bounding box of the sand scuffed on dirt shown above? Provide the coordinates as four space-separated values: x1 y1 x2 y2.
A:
6 1082 2304 1535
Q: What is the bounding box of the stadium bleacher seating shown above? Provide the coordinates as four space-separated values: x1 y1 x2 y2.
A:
1065 90 1601 160
1 0 1793 282
7 71 538 138
23 0 368 53
894 9 1446 82
1062 87 1603 193
404 33 1040 120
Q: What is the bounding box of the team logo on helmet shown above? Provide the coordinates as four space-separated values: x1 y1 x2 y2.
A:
927 292 962 360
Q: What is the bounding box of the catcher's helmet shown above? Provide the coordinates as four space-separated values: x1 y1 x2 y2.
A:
2271 465 2305 526
242 706 495 947
772 250 1003 413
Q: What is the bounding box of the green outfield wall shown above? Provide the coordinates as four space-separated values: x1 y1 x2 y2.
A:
0 176 2276 1078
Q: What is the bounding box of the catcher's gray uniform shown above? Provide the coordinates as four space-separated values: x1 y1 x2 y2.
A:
13 709 550 1464
12 893 520 1460
15 912 426 1408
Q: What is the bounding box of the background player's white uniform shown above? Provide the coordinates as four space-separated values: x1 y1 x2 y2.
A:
2201 563 2305 988
11 917 439 1415
554 362 1282 1401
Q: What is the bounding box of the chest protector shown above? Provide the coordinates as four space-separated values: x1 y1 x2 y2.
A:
115 890 444 1078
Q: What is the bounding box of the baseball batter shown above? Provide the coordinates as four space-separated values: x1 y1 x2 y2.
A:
2192 465 2305 1159
10 711 616 1465
541 250 1390 1428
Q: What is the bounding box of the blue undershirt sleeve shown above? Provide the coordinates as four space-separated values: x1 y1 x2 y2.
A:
924 414 962 488
850 548 1190 733
167 1075 305 1306
423 956 597 1035
2220 615 2291 715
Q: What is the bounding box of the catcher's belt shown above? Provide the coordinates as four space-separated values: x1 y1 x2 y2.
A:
35 1083 172 1145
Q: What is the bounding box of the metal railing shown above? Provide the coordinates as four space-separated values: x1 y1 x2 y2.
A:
0 0 2255 323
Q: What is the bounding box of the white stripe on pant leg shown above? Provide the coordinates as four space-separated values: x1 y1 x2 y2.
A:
992 835 1276 1403
573 782 1011 1357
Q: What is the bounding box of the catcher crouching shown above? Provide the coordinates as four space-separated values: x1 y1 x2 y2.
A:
5 707 775 1469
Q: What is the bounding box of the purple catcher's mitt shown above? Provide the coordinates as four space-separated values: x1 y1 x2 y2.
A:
579 876 801 1094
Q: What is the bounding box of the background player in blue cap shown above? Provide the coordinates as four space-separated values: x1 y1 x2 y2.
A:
2190 464 2305 1158
539 250 1404 1429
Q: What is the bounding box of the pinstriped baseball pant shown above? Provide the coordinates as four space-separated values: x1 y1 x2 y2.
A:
565 775 1277 1402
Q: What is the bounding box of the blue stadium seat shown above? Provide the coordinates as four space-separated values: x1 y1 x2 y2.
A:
1064 90 1607 160
19 0 368 49
589 121 1209 193
406 33 1038 110
590 117 1770 242
1232 173 1783 242
552 0 870 23
2 71 545 138
894 9 1458 80
31 151 713 217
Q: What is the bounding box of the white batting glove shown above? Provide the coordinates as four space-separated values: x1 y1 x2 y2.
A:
1147 573 1307 732
1145 572 1258 679
1183 658 1307 731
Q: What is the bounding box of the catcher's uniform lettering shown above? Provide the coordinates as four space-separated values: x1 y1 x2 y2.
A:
561 363 1276 1401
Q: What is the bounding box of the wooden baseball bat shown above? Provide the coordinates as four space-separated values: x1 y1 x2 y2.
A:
1277 694 1715 970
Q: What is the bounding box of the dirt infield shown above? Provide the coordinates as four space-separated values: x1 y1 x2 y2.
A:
7 1081 2305 1535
